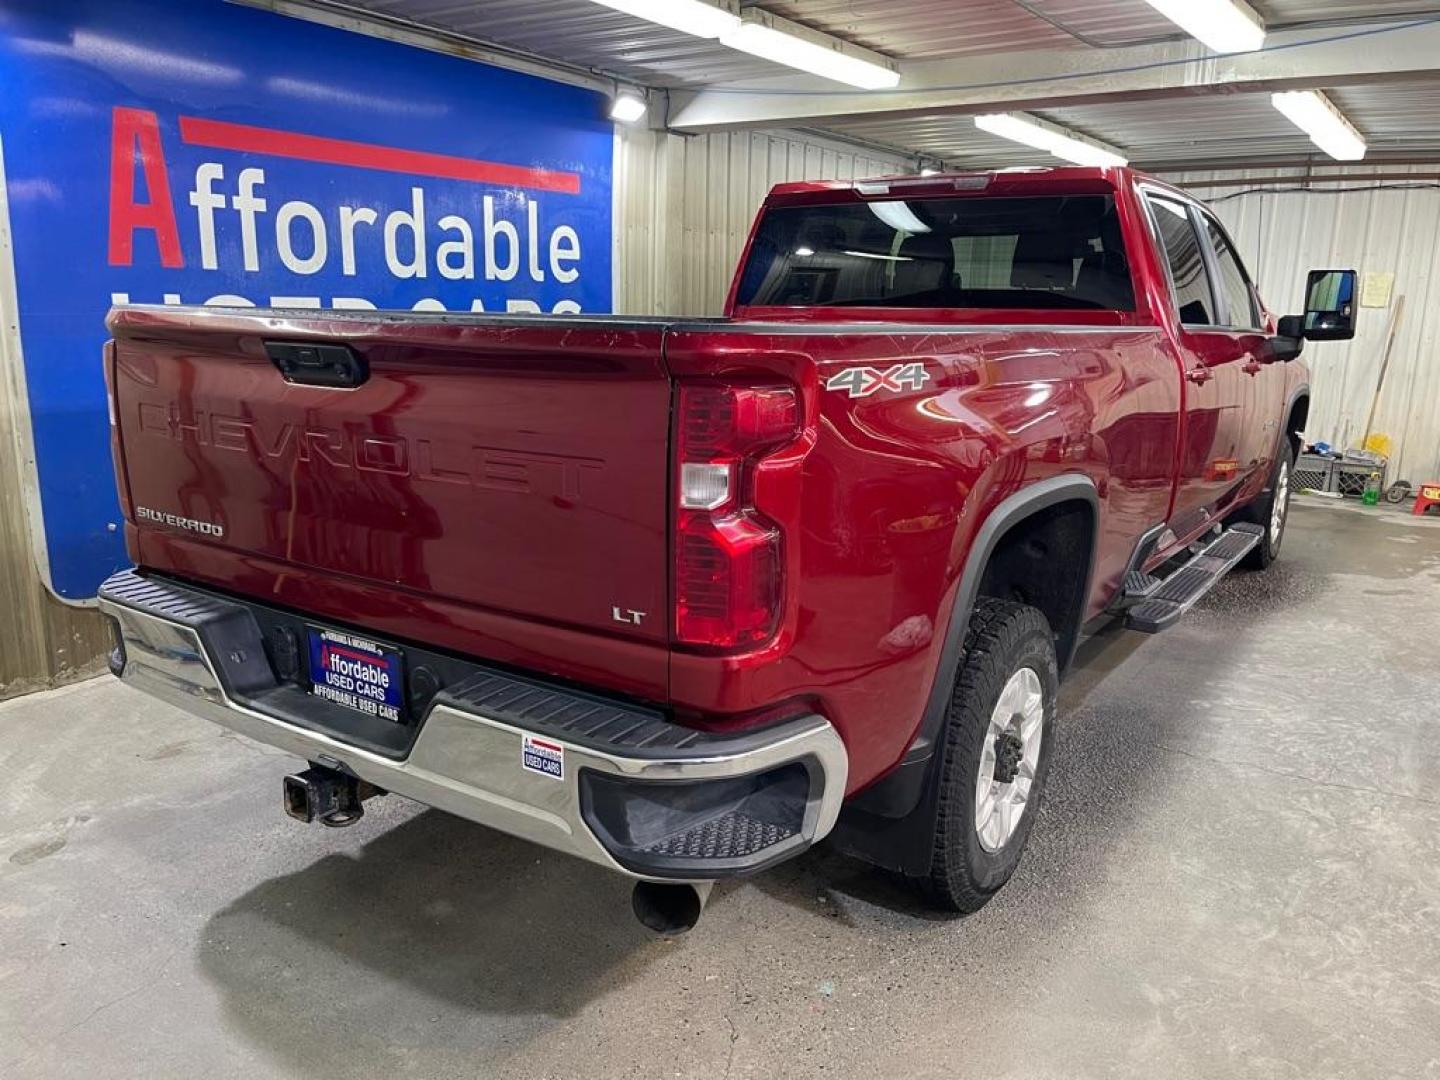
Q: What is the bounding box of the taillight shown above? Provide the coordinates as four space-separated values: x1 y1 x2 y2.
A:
674 382 799 650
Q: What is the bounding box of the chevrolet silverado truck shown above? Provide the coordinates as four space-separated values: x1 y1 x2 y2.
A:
98 167 1356 932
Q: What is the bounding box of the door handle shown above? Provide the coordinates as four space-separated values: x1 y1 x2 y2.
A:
1242 360 1263 376
265 341 368 387
1185 366 1214 385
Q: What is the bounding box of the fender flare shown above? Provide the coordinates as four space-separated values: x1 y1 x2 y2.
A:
1226 382 1310 526
1255 383 1309 499
920 472 1100 742
830 473 1100 872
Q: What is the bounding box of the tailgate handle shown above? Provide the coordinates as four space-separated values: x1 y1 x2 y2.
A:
265 341 368 388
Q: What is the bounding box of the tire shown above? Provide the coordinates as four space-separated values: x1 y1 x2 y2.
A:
1237 441 1294 570
912 598 1058 914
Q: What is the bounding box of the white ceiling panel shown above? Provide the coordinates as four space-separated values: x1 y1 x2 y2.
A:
284 1 1440 166
329 1 1440 85
815 82 1440 168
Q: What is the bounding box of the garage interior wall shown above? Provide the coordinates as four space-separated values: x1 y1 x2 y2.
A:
1163 165 1440 487
614 125 907 317
0 245 110 698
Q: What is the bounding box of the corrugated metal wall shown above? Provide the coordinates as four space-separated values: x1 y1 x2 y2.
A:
0 487 110 699
1 135 111 699
1165 165 1440 486
615 126 907 316
0 324 110 700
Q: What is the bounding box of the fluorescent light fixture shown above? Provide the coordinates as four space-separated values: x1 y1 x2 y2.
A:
1271 90 1367 161
1140 0 1265 53
588 0 740 39
609 91 648 123
920 167 941 176
868 201 931 234
974 113 1128 167
721 10 900 90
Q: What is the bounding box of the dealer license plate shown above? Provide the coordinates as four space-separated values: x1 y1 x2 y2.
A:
307 627 406 724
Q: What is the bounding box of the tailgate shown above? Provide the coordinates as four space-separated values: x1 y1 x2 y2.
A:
108 307 673 644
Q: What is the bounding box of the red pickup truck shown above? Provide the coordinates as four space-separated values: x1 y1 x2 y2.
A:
99 167 1355 932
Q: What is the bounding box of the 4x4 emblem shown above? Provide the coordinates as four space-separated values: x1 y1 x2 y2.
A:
826 362 931 398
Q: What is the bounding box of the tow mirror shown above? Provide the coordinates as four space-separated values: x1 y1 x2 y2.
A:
1297 268 1358 341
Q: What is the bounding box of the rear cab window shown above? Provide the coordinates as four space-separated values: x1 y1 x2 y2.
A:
733 194 1136 313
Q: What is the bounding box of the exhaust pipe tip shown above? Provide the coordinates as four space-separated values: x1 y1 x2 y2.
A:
631 881 714 935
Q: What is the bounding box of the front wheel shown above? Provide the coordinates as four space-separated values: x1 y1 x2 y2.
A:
912 598 1057 913
1238 442 1294 570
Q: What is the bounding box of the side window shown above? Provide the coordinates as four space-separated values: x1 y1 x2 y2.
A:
1202 216 1261 330
1146 195 1215 327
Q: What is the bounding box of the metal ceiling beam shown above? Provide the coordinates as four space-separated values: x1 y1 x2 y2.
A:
1166 170 1440 189
1143 151 1440 172
235 0 621 95
669 16 1440 132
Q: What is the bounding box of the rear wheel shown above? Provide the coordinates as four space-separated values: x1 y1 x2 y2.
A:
1237 442 1294 570
913 598 1057 913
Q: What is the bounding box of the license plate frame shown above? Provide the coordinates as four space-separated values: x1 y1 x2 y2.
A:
306 626 407 725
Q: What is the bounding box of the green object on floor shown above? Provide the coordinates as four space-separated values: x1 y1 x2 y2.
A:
1363 472 1382 506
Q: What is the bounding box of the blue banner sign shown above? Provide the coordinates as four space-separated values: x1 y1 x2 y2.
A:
0 0 616 598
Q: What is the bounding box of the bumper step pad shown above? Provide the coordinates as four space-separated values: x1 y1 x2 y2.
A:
1125 523 1263 634
645 812 799 860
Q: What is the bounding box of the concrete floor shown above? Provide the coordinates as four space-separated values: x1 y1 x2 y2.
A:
3 499 1439 1079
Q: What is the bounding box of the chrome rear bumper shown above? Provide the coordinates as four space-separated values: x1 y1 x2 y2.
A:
97 570 848 881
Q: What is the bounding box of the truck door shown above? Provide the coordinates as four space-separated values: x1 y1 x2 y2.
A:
1196 209 1286 494
1142 192 1256 539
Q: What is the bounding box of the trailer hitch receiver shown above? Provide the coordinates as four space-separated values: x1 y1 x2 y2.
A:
283 764 383 827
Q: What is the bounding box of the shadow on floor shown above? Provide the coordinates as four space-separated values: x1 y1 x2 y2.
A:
197 810 660 1035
